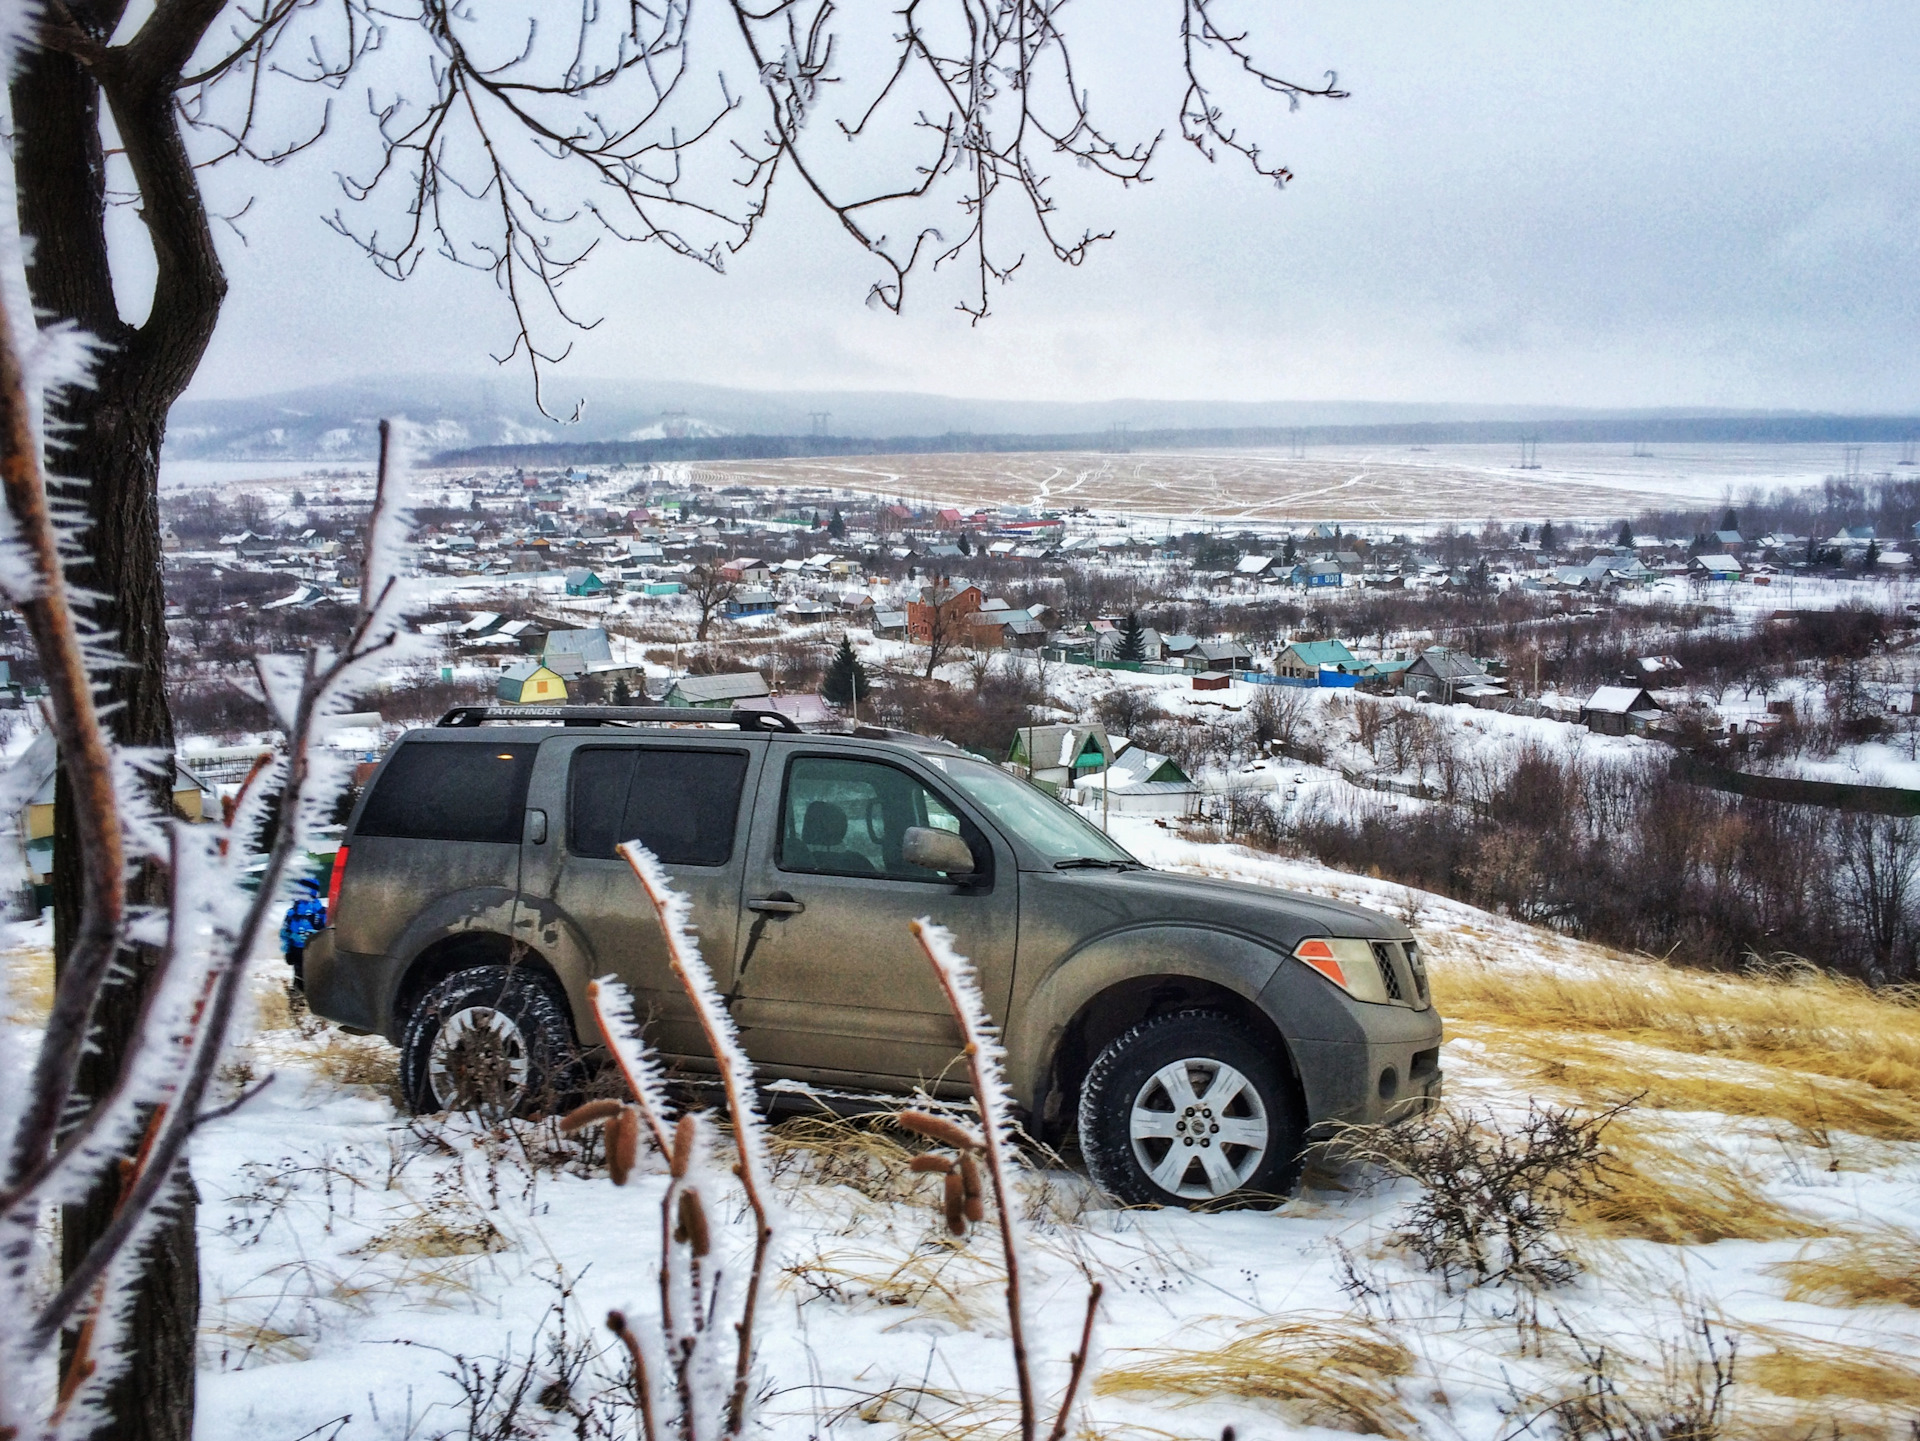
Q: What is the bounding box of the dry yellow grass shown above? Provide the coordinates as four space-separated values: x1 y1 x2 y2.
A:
3 934 51 1025
1744 1336 1920 1409
768 1113 933 1206
358 1207 509 1259
1095 1314 1414 1437
1432 950 1920 1140
305 1031 401 1093
1767 1228 1920 1309
1565 1120 1825 1245
785 1241 1006 1329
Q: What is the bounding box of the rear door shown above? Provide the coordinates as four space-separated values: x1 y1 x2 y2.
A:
515 735 762 1064
730 747 1019 1089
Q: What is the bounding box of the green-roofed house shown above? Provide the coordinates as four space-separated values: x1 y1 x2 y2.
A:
1009 724 1113 793
1275 638 1359 682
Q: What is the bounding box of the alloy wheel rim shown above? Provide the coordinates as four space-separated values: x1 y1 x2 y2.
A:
428 1005 532 1113
1128 1056 1268 1199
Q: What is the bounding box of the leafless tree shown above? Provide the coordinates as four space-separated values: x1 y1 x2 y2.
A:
920 593 977 679
1245 681 1313 756
8 5 1341 1434
1838 812 1920 983
1091 683 1163 738
0 314 419 1441
685 561 738 643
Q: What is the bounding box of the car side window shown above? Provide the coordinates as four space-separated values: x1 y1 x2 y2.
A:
568 747 749 866
779 756 977 881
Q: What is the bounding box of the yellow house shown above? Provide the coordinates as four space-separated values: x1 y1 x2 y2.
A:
497 660 568 704
13 730 215 905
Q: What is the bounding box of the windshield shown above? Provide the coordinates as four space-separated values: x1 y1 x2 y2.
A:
935 758 1138 866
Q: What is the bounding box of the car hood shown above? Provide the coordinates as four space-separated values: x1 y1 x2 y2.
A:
1051 864 1412 946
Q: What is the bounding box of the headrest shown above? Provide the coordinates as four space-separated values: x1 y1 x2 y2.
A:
801 801 848 847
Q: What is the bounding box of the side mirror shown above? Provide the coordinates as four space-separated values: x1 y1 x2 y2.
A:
903 826 977 878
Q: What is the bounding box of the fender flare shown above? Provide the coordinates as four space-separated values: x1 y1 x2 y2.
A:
385 887 580 1039
1003 923 1291 1111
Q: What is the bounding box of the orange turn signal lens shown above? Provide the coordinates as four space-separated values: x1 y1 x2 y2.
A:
1292 937 1347 988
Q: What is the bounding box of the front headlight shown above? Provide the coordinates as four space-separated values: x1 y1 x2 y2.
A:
1292 937 1396 1005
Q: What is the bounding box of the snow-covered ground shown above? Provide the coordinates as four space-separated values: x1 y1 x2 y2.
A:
9 825 1914 1441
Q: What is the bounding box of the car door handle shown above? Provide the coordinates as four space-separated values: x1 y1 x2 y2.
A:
746 893 805 915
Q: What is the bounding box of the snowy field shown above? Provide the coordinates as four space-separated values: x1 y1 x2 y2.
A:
685 442 1883 526
164 441 1897 527
8 829 1916 1441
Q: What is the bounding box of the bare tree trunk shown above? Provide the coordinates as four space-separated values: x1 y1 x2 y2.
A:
14 13 226 1438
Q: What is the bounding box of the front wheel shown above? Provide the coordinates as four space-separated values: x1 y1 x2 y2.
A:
1077 1009 1304 1206
400 965 577 1117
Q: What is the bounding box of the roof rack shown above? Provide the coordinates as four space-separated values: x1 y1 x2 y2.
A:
435 704 801 734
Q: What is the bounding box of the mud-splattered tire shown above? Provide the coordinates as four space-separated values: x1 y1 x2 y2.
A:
1078 1009 1304 1207
400 965 577 1118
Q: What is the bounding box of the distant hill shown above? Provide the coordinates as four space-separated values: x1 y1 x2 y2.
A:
166 375 1626 461
164 374 1919 464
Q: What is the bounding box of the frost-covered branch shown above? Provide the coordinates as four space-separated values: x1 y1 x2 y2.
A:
569 850 779 1441
909 917 1102 1441
618 841 776 1439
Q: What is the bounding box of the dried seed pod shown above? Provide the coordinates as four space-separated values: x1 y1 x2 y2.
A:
607 1105 639 1186
560 1098 623 1134
958 1153 984 1223
671 1112 696 1179
942 1170 967 1236
606 1309 631 1337
908 1154 955 1174
898 1109 982 1152
677 1187 712 1256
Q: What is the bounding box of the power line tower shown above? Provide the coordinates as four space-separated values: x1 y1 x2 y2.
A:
1105 422 1130 454
1844 444 1864 480
1900 438 1916 467
1517 436 1541 470
1288 429 1306 460
809 411 832 437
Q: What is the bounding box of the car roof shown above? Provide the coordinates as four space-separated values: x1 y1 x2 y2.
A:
425 705 973 757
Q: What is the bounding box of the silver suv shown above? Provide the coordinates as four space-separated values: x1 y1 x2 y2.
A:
303 705 1441 1205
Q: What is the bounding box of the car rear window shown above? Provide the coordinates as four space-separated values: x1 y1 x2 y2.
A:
569 747 749 866
355 743 538 844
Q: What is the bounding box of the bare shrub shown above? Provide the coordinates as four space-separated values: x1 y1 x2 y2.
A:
1334 1100 1624 1289
1540 1316 1736 1441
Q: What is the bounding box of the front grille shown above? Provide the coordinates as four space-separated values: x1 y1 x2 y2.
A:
1404 941 1429 1003
1371 942 1405 1002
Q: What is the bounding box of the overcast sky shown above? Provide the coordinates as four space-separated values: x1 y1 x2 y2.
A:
155 2 1920 413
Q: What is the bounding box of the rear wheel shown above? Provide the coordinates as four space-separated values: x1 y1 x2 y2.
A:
1078 1009 1303 1206
400 965 577 1117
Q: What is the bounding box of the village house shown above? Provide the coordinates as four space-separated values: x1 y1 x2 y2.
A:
1070 746 1200 817
1274 638 1359 682
1581 684 1662 736
724 588 778 618
1009 724 1114 792
498 659 568 703
661 671 773 709
907 584 983 643
1402 646 1495 702
541 627 614 678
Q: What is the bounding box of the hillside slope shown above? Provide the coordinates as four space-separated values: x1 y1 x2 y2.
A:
7 833 1918 1439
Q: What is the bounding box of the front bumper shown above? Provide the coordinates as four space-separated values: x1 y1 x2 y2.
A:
1258 959 1445 1127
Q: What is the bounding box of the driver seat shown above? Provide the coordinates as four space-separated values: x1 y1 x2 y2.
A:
799 801 877 874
